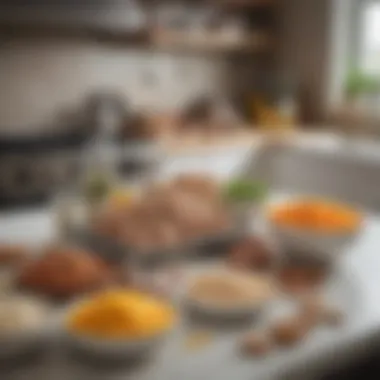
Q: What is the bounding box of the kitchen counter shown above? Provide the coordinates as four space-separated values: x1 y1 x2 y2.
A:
157 128 347 155
1 199 380 380
158 129 262 154
1 133 380 380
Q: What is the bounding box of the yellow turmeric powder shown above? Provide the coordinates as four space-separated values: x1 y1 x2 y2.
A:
270 199 361 233
67 289 175 339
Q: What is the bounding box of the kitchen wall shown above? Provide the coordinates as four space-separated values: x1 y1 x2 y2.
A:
278 0 333 123
0 36 226 134
0 0 336 133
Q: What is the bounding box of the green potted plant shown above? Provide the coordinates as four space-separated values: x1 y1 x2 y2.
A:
345 69 380 103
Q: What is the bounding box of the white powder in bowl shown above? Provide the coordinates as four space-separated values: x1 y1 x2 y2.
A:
0 297 47 333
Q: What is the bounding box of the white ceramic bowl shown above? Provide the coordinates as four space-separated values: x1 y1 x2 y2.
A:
184 296 265 321
64 329 168 360
0 328 50 358
269 220 361 263
0 296 52 359
183 269 275 321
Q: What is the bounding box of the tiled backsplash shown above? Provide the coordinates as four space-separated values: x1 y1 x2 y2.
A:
0 38 226 134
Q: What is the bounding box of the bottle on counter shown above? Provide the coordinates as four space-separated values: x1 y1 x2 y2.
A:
252 72 299 133
54 93 123 240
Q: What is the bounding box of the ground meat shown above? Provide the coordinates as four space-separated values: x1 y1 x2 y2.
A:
93 174 231 252
172 174 220 201
18 246 120 299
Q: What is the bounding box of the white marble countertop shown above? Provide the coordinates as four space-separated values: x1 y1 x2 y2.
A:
1 201 380 380
2 135 380 379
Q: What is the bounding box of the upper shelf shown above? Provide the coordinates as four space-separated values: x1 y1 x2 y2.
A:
0 22 273 55
152 30 272 53
0 2 275 54
210 0 276 8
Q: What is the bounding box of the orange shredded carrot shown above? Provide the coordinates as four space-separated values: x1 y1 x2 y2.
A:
270 199 361 233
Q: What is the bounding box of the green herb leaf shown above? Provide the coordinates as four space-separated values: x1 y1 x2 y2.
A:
224 179 268 203
84 175 111 202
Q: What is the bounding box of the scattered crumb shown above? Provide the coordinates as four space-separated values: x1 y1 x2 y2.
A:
271 316 309 346
241 331 272 357
298 293 326 326
298 293 345 327
320 306 345 327
184 330 214 352
277 263 328 295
